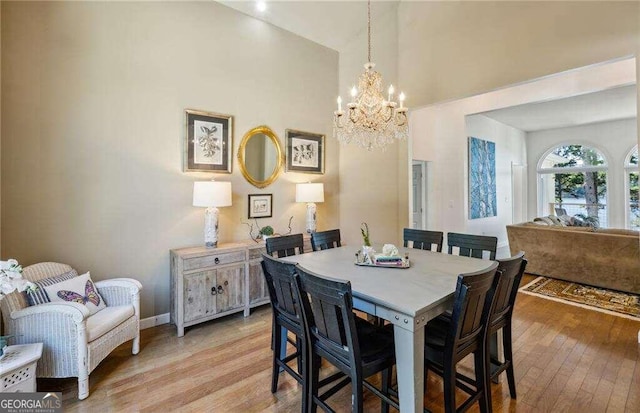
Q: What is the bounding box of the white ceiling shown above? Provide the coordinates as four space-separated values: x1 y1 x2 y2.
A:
219 1 398 51
221 2 638 133
480 85 638 132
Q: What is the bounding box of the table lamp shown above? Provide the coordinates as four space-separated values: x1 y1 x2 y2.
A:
193 180 232 248
296 182 324 233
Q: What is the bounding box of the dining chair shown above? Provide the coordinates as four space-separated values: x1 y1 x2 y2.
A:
487 252 527 399
422 261 499 413
447 232 498 260
403 228 444 252
266 233 305 257
296 264 398 413
260 254 308 411
310 229 342 251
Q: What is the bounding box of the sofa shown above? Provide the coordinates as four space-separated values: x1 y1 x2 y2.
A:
506 223 640 294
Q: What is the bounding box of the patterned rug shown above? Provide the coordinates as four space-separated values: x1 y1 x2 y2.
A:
519 276 640 320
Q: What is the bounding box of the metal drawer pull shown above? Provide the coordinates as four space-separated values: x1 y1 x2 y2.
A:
214 257 220 264
211 287 217 295
217 285 224 294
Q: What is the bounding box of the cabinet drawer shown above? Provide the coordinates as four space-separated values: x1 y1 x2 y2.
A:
183 251 245 271
249 247 267 260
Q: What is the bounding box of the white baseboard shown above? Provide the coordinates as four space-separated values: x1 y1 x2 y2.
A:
140 313 170 330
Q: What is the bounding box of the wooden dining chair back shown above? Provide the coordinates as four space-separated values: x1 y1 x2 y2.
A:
403 228 444 252
447 232 498 260
296 265 397 413
310 229 342 252
423 261 499 413
489 251 527 399
260 254 308 410
448 262 499 364
266 233 304 258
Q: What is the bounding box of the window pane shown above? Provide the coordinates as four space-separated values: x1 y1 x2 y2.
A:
540 171 607 227
542 144 606 169
629 148 638 166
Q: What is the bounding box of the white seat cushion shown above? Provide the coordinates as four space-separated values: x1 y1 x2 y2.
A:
86 305 134 342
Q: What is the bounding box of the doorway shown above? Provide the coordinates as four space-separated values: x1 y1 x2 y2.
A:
412 162 427 229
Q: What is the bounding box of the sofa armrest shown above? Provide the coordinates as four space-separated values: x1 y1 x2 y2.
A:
95 278 142 308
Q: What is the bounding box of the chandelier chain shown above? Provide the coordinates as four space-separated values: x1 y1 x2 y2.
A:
367 0 371 63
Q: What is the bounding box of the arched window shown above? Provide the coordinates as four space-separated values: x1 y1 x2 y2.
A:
625 145 639 230
537 144 608 227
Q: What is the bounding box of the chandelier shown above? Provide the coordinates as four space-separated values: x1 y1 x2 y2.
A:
333 0 408 150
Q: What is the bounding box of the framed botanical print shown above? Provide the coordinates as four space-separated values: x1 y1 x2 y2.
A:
248 194 273 219
285 129 325 174
184 109 233 173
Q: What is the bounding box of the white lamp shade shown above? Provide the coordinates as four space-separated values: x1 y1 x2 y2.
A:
193 181 232 207
296 183 324 203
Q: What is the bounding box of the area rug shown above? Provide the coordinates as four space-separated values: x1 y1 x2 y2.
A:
519 276 640 320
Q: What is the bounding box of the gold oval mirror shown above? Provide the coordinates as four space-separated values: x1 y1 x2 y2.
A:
237 125 284 188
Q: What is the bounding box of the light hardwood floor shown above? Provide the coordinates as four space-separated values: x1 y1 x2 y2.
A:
41 275 640 412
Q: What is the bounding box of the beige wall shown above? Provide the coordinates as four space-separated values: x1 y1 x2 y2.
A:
1 1 338 318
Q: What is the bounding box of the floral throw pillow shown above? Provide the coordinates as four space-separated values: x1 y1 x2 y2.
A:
25 270 78 306
44 272 106 315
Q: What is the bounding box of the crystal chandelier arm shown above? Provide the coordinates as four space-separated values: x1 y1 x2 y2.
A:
348 106 361 124
395 110 408 127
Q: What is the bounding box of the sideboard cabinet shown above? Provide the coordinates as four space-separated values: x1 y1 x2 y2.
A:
171 242 263 336
171 236 311 337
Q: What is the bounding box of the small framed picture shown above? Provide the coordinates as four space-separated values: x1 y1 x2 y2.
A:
285 129 325 174
248 194 273 219
184 109 233 173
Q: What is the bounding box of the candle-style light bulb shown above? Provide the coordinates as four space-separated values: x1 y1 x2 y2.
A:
337 96 342 112
399 92 406 109
350 86 357 100
388 84 395 101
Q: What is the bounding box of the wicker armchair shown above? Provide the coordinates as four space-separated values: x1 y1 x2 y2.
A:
0 262 142 400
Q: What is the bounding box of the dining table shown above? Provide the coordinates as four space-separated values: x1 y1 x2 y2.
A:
280 245 496 413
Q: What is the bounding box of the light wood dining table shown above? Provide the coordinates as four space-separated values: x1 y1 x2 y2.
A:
280 245 496 413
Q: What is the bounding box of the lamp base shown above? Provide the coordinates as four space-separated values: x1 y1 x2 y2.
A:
305 202 317 233
204 206 219 248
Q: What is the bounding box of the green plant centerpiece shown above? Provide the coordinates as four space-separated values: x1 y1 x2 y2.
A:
360 222 371 246
360 222 375 264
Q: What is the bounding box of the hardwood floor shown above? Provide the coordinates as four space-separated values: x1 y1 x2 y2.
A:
41 275 640 412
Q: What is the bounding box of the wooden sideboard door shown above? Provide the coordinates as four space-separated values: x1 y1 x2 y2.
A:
183 270 216 323
215 264 246 313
